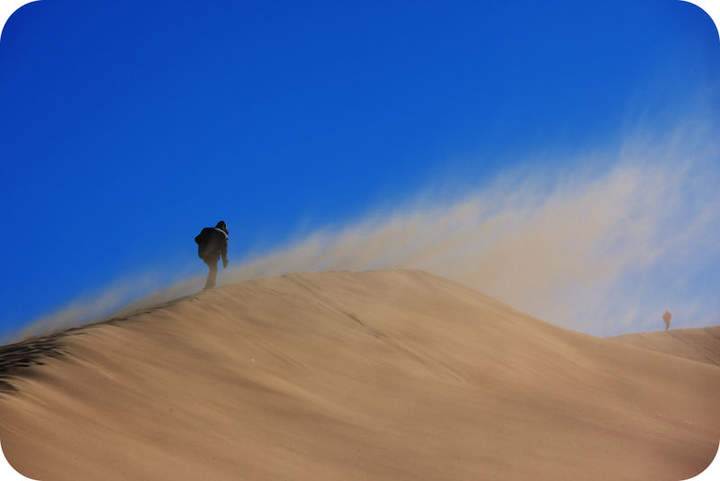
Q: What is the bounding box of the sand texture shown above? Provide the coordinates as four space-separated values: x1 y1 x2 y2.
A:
612 326 720 367
0 270 718 481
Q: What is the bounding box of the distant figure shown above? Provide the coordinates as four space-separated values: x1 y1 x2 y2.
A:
663 310 672 331
195 221 229 289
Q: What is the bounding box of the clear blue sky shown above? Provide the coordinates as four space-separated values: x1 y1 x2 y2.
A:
1 0 719 337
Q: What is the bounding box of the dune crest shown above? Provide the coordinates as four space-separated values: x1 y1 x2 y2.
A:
0 270 718 481
612 326 720 367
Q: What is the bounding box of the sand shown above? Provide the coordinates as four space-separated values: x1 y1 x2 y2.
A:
0 269 718 480
612 326 720 367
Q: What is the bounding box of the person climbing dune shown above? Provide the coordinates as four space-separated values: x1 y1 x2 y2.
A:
195 220 229 289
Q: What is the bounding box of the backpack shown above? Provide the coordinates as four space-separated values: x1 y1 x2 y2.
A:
194 227 213 245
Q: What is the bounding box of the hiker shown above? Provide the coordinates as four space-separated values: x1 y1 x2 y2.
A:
195 220 229 289
663 310 671 331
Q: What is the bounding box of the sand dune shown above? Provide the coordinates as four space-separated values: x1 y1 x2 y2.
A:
612 326 720 367
0 270 718 481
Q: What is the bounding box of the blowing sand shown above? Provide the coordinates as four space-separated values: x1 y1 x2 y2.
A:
0 270 718 480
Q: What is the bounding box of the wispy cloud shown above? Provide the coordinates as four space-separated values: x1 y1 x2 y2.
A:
18 127 720 339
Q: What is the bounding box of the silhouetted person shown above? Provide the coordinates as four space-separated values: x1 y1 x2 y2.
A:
663 310 671 331
195 221 229 289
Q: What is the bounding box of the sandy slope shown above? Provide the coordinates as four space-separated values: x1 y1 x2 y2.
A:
0 270 718 481
612 327 720 367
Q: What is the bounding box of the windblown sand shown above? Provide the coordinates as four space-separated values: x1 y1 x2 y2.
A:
0 270 718 480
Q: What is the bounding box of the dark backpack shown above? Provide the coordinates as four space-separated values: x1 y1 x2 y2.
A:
194 227 213 245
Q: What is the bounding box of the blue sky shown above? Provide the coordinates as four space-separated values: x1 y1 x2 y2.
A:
1 0 719 338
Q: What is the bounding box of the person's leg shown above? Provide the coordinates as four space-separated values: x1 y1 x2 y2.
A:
204 258 218 289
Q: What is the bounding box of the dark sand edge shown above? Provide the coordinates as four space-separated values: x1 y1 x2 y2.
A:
0 292 201 393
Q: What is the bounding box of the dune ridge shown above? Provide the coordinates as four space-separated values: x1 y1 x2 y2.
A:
612 326 720 367
0 269 718 481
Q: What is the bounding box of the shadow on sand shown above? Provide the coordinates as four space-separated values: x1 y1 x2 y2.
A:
0 292 202 393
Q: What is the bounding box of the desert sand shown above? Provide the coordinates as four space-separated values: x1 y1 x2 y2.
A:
0 270 718 481
612 326 720 367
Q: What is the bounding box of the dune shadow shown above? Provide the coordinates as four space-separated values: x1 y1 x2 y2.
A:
0 333 64 393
